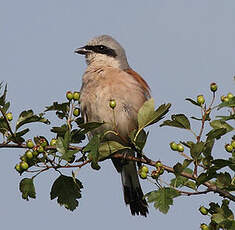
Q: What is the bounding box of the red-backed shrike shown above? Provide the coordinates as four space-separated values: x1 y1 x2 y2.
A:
75 35 150 216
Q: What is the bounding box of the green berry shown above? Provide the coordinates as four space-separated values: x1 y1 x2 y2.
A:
225 144 233 153
170 141 178 151
220 95 226 102
140 171 147 179
73 91 80 101
26 139 34 149
155 161 163 168
73 108 80 117
66 91 73 101
197 95 205 105
39 138 48 148
36 145 44 153
25 150 33 160
210 82 217 92
200 224 209 230
177 144 184 152
199 206 208 215
151 170 159 179
20 155 27 162
6 112 13 121
141 166 149 173
50 138 57 146
231 140 235 148
227 92 234 99
109 99 116 109
20 161 29 170
15 163 21 173
224 97 229 102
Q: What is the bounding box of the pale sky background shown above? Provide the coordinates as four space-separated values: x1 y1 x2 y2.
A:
1 1 235 229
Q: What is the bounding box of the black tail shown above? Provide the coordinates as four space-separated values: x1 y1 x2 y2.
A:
121 161 148 216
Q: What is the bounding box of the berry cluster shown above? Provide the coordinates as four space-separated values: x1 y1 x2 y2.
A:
225 138 235 153
138 161 164 180
170 142 184 152
220 92 234 103
15 138 57 174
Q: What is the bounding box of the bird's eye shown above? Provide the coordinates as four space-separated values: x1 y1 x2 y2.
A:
98 45 105 50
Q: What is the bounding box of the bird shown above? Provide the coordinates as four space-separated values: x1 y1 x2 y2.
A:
74 35 150 216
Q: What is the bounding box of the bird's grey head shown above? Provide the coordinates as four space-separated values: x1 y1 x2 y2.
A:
74 35 129 70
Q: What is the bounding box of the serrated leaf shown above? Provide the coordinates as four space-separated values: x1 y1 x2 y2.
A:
8 128 30 143
83 135 101 170
19 178 36 200
98 141 130 160
0 117 9 135
206 128 227 140
138 98 171 130
184 181 196 190
71 129 86 144
130 129 148 152
62 150 79 162
216 114 235 121
50 175 83 211
203 138 215 157
160 114 191 130
173 163 183 176
210 120 234 132
45 102 70 112
56 137 66 155
185 98 201 107
51 124 68 137
145 187 180 214
0 84 7 106
216 172 232 189
212 159 234 171
78 122 104 134
190 142 204 159
16 110 50 130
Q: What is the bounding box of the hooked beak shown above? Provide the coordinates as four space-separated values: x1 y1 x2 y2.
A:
74 46 89 55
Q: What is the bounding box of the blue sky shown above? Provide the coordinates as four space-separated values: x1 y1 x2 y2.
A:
0 1 235 229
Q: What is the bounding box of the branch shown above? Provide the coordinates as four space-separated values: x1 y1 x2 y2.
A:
112 153 235 202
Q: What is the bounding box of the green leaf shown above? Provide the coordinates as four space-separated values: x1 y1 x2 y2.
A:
62 150 79 162
0 84 7 106
190 142 204 159
130 129 148 152
185 98 201 107
98 141 130 160
45 102 70 112
216 172 232 189
83 135 101 170
56 137 66 155
2 101 10 113
145 187 180 214
216 114 235 121
173 163 183 176
51 124 68 137
19 178 36 200
0 117 9 135
206 128 227 140
8 128 30 143
212 159 235 171
203 138 215 157
50 175 83 211
16 110 50 130
210 120 234 132
71 129 86 144
217 97 235 110
138 98 171 130
160 114 191 130
78 122 104 134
